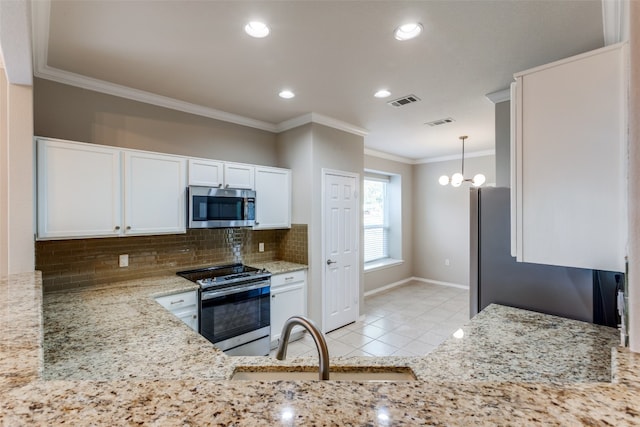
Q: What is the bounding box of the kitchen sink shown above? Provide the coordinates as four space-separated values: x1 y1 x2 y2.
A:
230 366 416 381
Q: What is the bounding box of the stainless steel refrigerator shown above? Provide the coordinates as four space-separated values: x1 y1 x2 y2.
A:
470 187 607 323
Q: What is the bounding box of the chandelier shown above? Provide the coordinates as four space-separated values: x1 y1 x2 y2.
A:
438 136 486 187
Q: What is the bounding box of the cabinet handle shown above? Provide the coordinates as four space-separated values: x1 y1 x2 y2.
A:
285 276 294 281
192 314 197 319
326 259 337 265
271 294 276 299
126 226 131 230
217 184 222 188
170 299 185 305
225 184 230 188
114 226 121 231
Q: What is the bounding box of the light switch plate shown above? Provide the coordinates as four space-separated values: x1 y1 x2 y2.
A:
259 243 264 252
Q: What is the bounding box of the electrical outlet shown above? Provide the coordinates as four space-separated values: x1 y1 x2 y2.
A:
119 254 129 268
259 242 265 252
445 258 450 266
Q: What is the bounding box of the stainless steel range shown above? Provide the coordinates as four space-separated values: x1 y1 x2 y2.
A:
177 264 271 356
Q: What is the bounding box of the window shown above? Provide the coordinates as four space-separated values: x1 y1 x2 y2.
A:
363 170 403 271
363 176 389 263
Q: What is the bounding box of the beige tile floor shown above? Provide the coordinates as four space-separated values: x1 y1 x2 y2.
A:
271 280 470 358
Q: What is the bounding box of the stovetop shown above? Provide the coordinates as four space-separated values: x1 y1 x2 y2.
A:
177 263 271 290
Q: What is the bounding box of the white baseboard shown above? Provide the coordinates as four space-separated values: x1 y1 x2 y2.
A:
364 276 469 298
364 277 415 297
412 277 469 290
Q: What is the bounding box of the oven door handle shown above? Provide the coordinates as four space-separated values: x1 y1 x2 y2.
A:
201 281 270 300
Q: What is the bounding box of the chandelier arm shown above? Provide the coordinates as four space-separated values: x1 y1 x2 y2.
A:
460 136 466 177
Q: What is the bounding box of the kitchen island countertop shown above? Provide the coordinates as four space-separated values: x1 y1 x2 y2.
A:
2 271 640 425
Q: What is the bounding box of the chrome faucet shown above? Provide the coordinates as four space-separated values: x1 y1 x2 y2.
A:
276 315 330 380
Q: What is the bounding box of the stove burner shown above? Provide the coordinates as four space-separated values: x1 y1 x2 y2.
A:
177 263 271 290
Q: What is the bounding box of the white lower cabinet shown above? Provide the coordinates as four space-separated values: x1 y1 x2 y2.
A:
270 270 307 349
155 290 199 332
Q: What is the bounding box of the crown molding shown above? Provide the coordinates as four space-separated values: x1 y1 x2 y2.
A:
602 0 629 45
31 0 370 138
308 113 368 136
485 88 510 104
32 0 279 132
416 149 495 164
277 112 368 137
0 0 33 85
35 65 280 132
364 148 414 164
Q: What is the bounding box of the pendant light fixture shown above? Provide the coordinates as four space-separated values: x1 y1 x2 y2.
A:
438 136 486 187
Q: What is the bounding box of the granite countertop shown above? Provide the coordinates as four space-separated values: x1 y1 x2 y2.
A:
2 271 640 425
247 260 308 275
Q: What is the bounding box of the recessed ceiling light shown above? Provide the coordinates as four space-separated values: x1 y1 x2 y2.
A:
374 89 391 98
394 22 423 41
245 21 270 38
279 90 295 99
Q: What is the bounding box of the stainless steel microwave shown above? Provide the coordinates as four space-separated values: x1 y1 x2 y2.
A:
188 186 256 228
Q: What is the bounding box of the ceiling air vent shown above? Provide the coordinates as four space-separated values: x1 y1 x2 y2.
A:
387 94 421 108
425 117 455 127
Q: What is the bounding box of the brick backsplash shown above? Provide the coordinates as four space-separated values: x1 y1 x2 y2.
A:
36 224 308 292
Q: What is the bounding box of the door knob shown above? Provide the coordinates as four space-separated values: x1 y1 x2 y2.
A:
326 259 337 265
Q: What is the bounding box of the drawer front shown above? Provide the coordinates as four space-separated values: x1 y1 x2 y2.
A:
155 290 197 312
271 270 306 288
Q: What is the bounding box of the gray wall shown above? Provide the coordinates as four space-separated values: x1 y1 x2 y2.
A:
310 124 364 328
277 123 364 329
413 155 496 287
276 124 313 224
495 101 511 187
363 154 413 293
34 78 278 165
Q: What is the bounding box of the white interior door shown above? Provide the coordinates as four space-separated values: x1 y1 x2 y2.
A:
323 170 359 333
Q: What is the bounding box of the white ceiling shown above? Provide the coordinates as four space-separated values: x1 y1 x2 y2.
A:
34 0 605 161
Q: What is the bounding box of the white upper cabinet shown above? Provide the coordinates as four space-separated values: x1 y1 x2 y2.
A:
37 138 187 240
223 162 255 189
188 159 255 190
37 138 122 239
254 166 291 229
187 159 224 187
37 137 293 238
511 43 626 272
124 151 186 235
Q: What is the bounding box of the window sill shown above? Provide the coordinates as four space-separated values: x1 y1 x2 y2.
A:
364 258 404 273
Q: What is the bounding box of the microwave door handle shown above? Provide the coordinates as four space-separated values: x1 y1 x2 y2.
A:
201 282 270 300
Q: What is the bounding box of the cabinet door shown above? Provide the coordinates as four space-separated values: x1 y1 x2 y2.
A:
37 138 122 239
155 290 198 310
224 162 255 189
124 151 187 235
513 44 626 272
175 309 199 332
254 166 291 229
155 291 199 332
270 280 307 345
188 158 224 187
